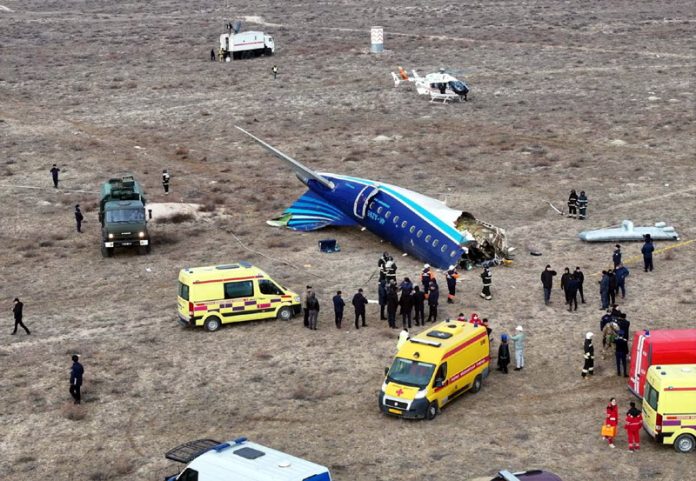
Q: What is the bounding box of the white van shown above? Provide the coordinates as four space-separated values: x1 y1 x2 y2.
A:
165 437 332 481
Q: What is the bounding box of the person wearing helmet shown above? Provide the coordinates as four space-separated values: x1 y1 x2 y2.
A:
421 264 433 299
480 267 492 300
497 333 510 373
582 332 595 378
510 325 526 371
445 265 459 304
378 252 390 282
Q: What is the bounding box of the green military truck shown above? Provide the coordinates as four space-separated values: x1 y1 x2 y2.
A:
99 175 151 257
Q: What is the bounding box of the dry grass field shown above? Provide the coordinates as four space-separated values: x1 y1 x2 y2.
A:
1 1 695 480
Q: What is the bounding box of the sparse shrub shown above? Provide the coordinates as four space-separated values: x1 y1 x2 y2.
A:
157 212 195 224
61 403 87 421
38 240 54 248
16 455 36 463
153 231 180 245
113 456 135 475
198 203 216 213
175 146 189 158
253 350 273 360
664 250 674 261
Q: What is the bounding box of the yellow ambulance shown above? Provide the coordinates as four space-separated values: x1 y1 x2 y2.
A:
642 364 696 453
177 262 301 332
379 321 490 420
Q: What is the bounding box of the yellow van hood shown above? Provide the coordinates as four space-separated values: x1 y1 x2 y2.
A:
385 383 421 401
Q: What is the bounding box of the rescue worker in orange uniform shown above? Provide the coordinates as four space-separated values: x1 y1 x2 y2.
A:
445 265 459 303
624 401 643 451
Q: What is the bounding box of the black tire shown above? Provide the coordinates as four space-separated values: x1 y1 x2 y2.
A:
426 401 438 420
277 306 292 321
101 246 113 258
470 374 483 393
264 47 273 56
137 245 149 255
674 434 695 453
204 316 222 332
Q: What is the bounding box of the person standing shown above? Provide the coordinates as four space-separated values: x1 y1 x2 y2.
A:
561 267 572 306
615 264 630 299
378 280 387 321
624 402 643 451
426 283 439 323
617 313 630 339
540 265 557 305
272 65 278 80
378 252 390 283
582 332 594 378
480 267 492 300
11 298 30 335
302 286 312 328
607 269 617 306
604 398 619 448
352 288 368 329
397 328 410 350
421 264 433 296
566 275 579 312
50 164 60 188
615 329 629 377
332 291 344 329
567 189 578 218
74 204 84 233
577 191 588 219
399 284 413 329
497 333 511 374
510 325 525 371
445 265 459 303
306 292 320 330
574 267 585 303
386 284 399 329
412 286 425 326
599 271 610 310
641 235 655 272
385 257 397 285
210 48 216 61
162 169 170 195
612 244 622 268
69 355 84 405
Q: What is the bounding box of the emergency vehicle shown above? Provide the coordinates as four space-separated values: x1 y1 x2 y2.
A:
177 262 301 332
379 320 490 419
642 364 696 453
219 31 275 60
164 436 332 481
629 329 696 398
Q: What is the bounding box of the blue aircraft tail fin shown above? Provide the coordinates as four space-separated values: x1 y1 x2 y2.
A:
267 190 357 231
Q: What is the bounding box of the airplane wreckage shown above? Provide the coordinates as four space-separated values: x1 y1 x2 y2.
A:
236 126 514 270
578 220 679 242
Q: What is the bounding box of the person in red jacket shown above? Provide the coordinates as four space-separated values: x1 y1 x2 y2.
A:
624 401 643 451
604 397 619 448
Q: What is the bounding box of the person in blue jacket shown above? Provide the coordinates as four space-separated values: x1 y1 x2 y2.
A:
614 264 630 299
641 235 655 272
332 291 345 329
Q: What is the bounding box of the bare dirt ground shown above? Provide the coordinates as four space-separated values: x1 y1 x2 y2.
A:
1 1 695 480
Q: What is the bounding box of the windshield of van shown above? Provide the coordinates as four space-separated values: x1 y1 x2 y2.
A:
106 208 145 223
387 358 435 388
645 382 659 410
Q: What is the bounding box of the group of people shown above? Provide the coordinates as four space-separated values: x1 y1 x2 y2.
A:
603 397 643 451
567 189 589 219
301 286 369 330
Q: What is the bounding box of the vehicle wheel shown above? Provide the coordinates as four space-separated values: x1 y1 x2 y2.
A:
204 316 222 332
137 245 149 255
426 401 438 420
277 306 292 321
470 374 483 393
101 246 113 258
264 47 273 56
674 434 695 453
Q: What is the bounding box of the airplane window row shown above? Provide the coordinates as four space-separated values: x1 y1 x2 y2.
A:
368 198 459 258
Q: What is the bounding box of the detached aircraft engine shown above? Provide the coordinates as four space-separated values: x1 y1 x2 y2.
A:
236 126 513 269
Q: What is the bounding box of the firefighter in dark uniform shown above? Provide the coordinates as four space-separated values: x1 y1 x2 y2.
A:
445 265 459 303
582 332 594 378
577 191 588 219
480 267 492 300
574 266 585 303
612 244 622 268
378 252 389 282
272 65 278 80
421 264 433 298
385 257 397 285
162 169 170 194
567 189 578 218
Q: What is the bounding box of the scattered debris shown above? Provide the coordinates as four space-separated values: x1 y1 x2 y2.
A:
579 220 679 242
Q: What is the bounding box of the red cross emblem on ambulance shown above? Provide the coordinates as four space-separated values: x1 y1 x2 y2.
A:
396 388 404 396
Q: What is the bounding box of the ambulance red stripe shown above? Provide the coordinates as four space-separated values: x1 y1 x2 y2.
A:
441 331 487 361
193 275 263 285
